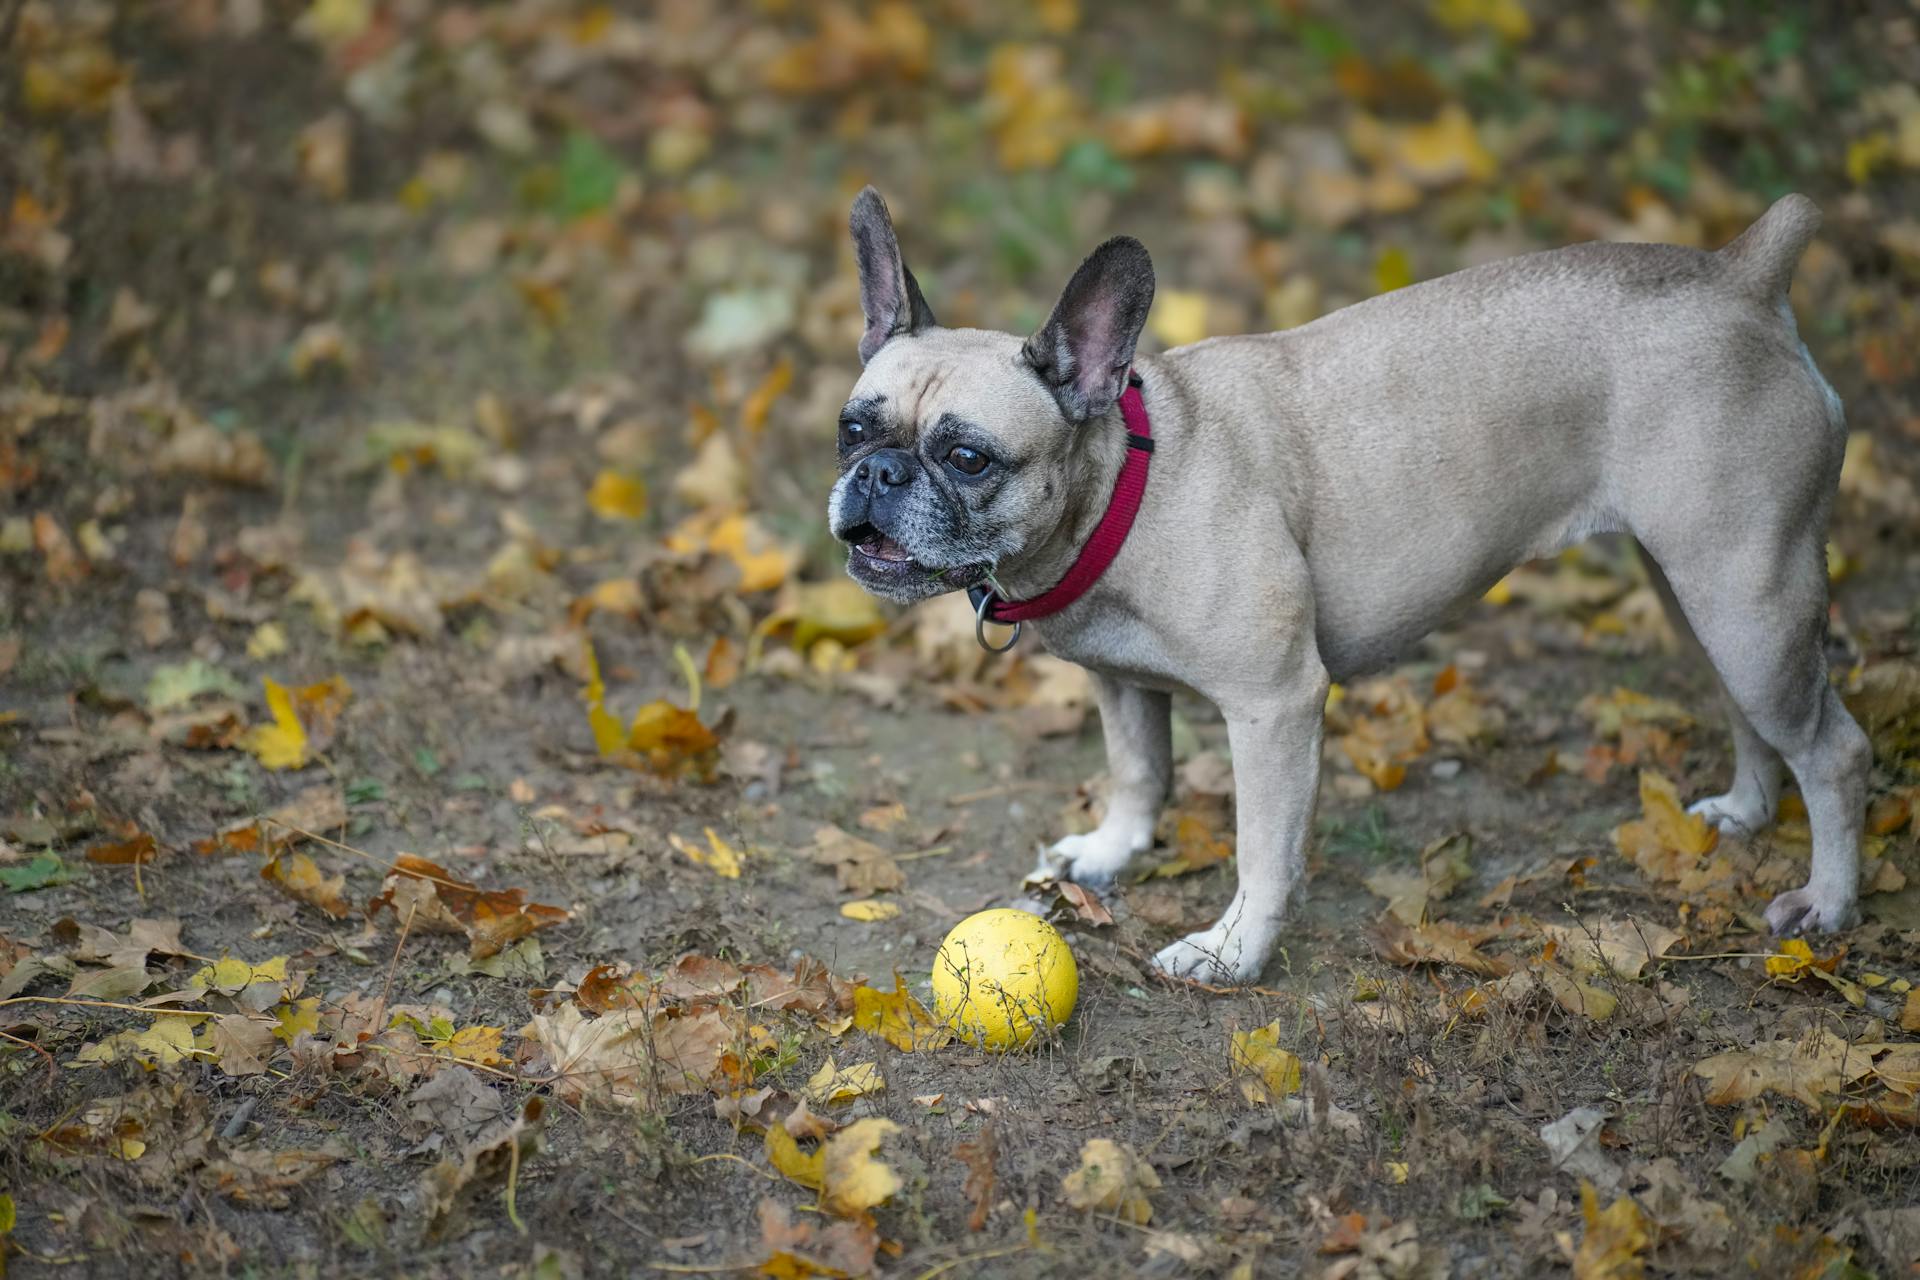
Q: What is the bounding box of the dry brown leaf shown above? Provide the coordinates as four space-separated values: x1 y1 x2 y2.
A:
368 855 568 960
420 1097 546 1242
809 824 905 894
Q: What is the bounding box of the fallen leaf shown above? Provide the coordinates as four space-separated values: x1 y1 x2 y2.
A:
805 1058 884 1106
1541 1106 1623 1193
368 855 569 959
420 1097 547 1242
839 899 900 922
809 825 905 894
1612 771 1718 881
851 976 950 1052
1539 919 1683 980
1574 1182 1649 1280
821 1118 903 1218
1229 1020 1303 1102
1694 1028 1877 1108
670 827 743 879
1062 1137 1158 1225
954 1127 998 1232
262 852 351 918
587 469 648 520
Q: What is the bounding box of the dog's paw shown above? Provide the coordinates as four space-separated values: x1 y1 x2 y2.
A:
1765 884 1861 936
1037 825 1149 888
1687 791 1771 837
1152 925 1266 986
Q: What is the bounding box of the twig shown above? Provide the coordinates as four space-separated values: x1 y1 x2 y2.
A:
261 821 479 893
688 1151 785 1183
912 1243 1034 1280
0 995 209 1016
369 900 418 1035
0 1026 58 1086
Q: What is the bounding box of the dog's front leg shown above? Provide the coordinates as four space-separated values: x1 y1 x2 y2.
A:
1153 668 1328 985
1038 672 1170 886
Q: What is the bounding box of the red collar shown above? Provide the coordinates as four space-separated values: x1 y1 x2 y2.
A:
969 371 1153 649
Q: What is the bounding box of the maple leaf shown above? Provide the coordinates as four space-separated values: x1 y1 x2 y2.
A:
241 676 351 771
262 851 351 918
1573 1182 1649 1280
368 854 568 960
820 1118 903 1218
1062 1138 1159 1225
1694 1028 1878 1108
1539 918 1684 980
851 976 950 1052
1612 771 1718 881
669 827 743 879
805 1057 883 1106
1229 1020 1303 1101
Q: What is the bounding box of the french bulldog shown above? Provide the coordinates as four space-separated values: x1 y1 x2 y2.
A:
827 185 1868 984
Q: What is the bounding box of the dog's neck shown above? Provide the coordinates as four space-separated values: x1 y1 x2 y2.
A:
993 398 1136 603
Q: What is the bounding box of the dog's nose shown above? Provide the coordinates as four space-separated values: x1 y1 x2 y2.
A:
855 448 916 493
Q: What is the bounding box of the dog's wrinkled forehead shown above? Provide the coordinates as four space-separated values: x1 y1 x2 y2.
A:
845 328 1063 450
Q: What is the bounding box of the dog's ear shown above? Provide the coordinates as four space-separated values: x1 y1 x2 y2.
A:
1023 237 1155 422
850 186 937 365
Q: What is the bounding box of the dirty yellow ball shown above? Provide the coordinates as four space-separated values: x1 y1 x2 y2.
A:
930 909 1078 1050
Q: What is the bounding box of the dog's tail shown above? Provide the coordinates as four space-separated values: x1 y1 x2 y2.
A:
1716 194 1820 298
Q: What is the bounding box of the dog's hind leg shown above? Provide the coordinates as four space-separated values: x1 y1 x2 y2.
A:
1642 534 1868 934
1038 673 1170 886
1637 544 1785 835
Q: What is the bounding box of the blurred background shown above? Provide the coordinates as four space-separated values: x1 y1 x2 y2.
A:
5 0 1917 621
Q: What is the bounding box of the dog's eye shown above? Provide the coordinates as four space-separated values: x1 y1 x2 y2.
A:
839 419 865 449
945 445 989 477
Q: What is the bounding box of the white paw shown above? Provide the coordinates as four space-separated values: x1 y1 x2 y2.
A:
1151 921 1270 986
1686 792 1771 836
1036 823 1150 887
1765 884 1860 936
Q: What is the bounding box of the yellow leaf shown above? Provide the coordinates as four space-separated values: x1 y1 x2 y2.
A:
262 852 351 918
242 677 309 770
1374 246 1414 294
1430 0 1532 40
1228 1020 1302 1099
1573 1182 1648 1280
298 0 373 43
274 998 322 1043
805 1057 884 1105
852 977 952 1052
1393 104 1496 185
1149 290 1210 349
579 636 626 757
1386 1161 1410 1184
446 1025 507 1066
765 1124 825 1192
1611 771 1718 881
1061 1137 1158 1225
669 827 742 879
587 469 648 521
706 513 799 593
1765 938 1816 979
821 1118 902 1218
740 356 794 434
246 622 289 660
0 1192 13 1234
628 701 720 774
191 955 289 995
840 899 901 922
73 1016 201 1068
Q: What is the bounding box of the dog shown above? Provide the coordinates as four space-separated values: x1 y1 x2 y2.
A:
827 185 1868 984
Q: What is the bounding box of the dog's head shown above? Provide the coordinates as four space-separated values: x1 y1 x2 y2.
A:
828 187 1155 603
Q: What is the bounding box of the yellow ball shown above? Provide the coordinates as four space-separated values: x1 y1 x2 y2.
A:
930 909 1078 1050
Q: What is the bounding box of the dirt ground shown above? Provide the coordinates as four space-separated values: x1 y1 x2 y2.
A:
4 1 1920 1277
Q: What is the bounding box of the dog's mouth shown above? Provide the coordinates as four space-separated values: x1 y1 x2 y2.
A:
847 524 916 565
841 523 989 595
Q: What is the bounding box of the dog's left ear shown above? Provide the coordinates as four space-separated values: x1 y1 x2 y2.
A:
1023 237 1156 422
850 186 937 365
